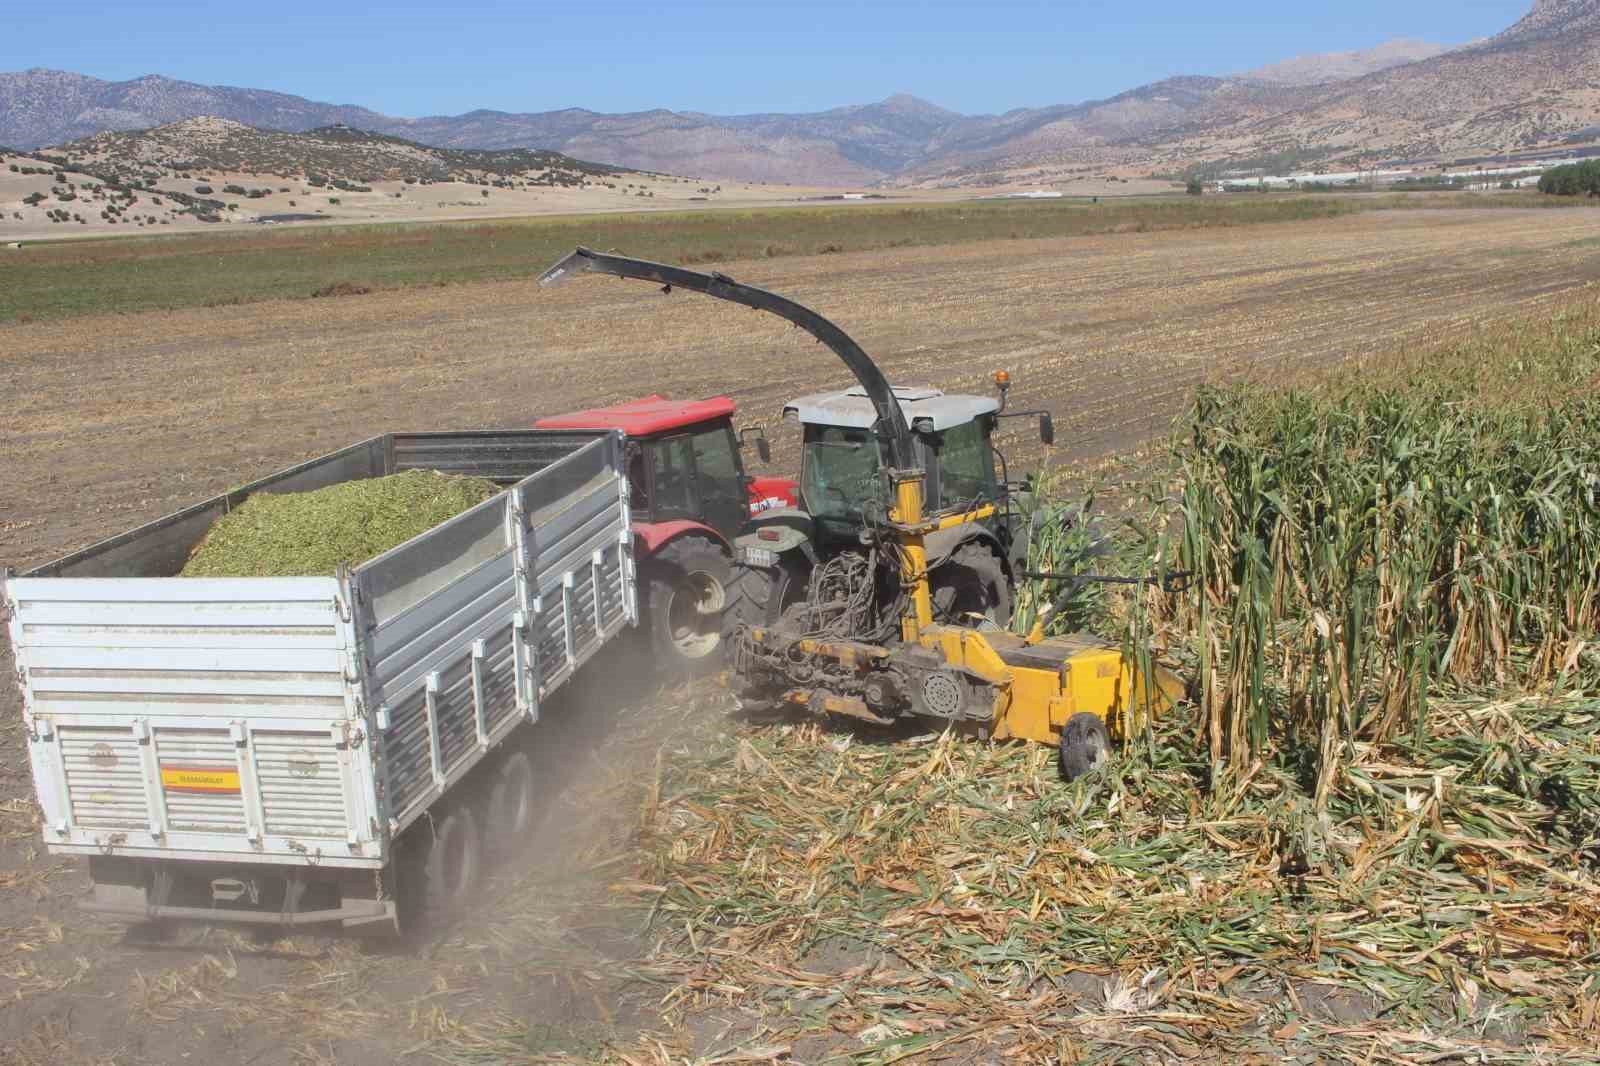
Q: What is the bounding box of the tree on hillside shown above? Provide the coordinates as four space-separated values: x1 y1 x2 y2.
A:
1186 179 1204 196
1539 160 1600 197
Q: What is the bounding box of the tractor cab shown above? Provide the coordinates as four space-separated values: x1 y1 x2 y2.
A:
535 395 797 672
784 386 1008 549
535 395 794 544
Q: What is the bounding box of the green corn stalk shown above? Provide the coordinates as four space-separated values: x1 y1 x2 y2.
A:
1009 469 1110 639
1166 310 1600 802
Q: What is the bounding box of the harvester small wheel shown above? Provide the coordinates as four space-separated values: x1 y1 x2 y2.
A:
645 537 731 674
419 804 482 921
487 750 537 850
1059 713 1112 782
934 543 1012 629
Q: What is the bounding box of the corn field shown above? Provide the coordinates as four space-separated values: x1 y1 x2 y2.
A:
1008 473 1112 639
1169 301 1600 802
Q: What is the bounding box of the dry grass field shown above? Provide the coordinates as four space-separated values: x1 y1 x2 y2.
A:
4 205 1600 1064
0 194 1394 324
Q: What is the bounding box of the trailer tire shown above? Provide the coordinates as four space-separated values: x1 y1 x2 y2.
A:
487 750 536 850
933 543 1012 629
1059 712 1112 782
420 805 482 920
644 537 731 673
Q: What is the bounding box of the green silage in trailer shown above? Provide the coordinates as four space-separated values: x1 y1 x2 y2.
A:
180 469 502 577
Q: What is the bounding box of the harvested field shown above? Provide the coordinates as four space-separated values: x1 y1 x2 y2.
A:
0 193 1383 324
3 191 1586 326
5 207 1600 571
4 206 1600 1064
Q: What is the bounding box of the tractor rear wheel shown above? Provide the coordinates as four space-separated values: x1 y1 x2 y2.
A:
644 537 731 674
1059 712 1112 782
933 543 1011 629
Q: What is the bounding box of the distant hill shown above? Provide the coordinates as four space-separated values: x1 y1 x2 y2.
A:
905 0 1600 183
1238 39 1453 87
0 121 690 242
0 71 1340 186
0 68 393 149
54 117 628 186
4 3 1598 185
1154 0 1600 170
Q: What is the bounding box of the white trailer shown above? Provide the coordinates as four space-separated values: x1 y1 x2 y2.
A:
3 430 635 931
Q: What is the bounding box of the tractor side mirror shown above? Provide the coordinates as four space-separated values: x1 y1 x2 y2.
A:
1039 414 1055 447
739 427 771 464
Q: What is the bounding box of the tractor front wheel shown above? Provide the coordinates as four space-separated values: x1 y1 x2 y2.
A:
722 560 800 647
644 538 731 674
933 543 1012 629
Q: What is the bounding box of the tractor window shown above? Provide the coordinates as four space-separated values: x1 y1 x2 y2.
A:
651 435 696 519
626 451 649 515
689 426 747 539
937 418 996 510
803 426 885 529
691 427 739 484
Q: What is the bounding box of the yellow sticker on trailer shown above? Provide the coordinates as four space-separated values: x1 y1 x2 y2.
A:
160 766 241 795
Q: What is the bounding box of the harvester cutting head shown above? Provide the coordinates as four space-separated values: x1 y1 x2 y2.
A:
540 247 1182 779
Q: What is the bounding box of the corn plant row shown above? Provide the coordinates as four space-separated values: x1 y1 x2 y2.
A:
1009 469 1113 639
1169 306 1600 802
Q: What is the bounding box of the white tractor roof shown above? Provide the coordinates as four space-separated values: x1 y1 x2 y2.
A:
784 386 1000 432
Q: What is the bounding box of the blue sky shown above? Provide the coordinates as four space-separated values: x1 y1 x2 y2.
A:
6 1 1533 117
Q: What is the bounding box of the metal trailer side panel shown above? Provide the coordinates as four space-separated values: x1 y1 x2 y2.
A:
522 461 635 702
3 577 383 867
391 430 610 483
352 434 633 838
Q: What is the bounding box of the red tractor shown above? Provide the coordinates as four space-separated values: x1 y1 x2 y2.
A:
535 395 798 671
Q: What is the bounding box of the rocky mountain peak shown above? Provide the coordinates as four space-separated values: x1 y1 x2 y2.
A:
1487 0 1600 44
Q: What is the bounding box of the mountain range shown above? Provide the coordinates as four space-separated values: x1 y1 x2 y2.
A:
4 1 1599 186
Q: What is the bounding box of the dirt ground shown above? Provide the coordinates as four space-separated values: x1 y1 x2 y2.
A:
4 206 1600 1064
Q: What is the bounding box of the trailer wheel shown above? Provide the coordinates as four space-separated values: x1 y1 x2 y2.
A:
1059 712 1112 782
488 750 537 848
645 537 731 672
420 805 482 920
